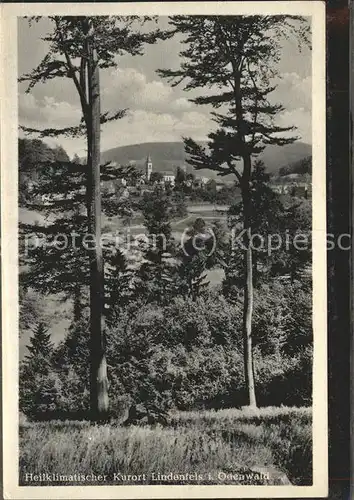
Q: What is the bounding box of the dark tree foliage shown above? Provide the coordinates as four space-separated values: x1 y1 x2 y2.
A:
137 186 177 305
177 253 210 302
175 166 186 187
171 191 188 218
20 322 58 417
224 161 284 288
279 155 312 176
19 138 70 204
223 161 311 294
149 171 164 184
270 197 312 282
19 284 313 420
23 322 54 370
19 139 137 317
19 138 70 169
19 153 89 299
177 217 230 301
105 249 136 318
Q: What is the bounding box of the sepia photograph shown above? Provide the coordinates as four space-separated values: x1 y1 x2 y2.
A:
1 2 327 498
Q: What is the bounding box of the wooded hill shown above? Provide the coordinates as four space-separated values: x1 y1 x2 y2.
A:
279 156 312 176
101 141 312 180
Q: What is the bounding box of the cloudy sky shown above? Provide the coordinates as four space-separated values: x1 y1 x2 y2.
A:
18 17 312 158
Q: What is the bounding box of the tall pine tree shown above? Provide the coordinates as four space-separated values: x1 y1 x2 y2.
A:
20 16 169 419
159 15 310 407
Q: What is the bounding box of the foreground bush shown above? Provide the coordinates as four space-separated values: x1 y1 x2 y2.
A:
20 289 312 418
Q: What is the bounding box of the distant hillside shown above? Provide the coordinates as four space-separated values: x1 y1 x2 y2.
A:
101 141 214 177
261 143 311 175
279 155 312 176
101 141 312 180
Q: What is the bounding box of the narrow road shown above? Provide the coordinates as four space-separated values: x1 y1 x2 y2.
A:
173 214 193 227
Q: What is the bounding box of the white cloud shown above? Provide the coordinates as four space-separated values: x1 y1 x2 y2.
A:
101 67 196 115
269 72 312 143
18 93 85 157
19 93 82 127
276 107 312 143
18 66 313 159
101 109 215 151
171 97 193 111
18 87 215 157
273 72 312 112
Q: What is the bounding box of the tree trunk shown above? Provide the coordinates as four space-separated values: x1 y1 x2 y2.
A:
73 202 82 323
231 67 257 408
253 251 259 288
241 155 257 408
86 27 109 420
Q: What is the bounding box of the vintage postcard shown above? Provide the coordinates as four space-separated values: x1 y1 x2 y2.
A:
1 1 327 498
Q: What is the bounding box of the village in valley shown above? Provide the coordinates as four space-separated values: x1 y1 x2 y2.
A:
103 154 311 197
24 147 311 208
101 154 228 196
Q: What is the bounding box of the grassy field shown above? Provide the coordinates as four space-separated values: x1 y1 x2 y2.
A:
103 203 229 234
19 406 312 487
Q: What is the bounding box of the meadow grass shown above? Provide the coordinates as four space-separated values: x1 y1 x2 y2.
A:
19 406 311 486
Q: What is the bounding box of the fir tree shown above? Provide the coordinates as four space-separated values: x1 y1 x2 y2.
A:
178 217 210 300
137 186 177 304
270 197 311 282
171 191 188 218
24 321 54 373
175 166 186 189
177 253 210 301
105 249 136 318
20 322 58 416
224 160 284 288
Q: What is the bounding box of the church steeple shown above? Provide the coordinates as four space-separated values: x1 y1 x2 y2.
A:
146 155 152 181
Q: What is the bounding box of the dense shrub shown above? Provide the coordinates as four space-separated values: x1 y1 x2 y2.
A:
20 368 62 418
105 297 245 413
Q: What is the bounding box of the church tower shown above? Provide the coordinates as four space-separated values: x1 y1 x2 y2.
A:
145 155 152 181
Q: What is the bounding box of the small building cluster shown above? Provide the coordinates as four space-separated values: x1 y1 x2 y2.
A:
144 155 176 186
106 155 178 188
270 181 311 198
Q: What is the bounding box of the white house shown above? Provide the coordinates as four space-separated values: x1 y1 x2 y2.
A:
162 172 175 186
